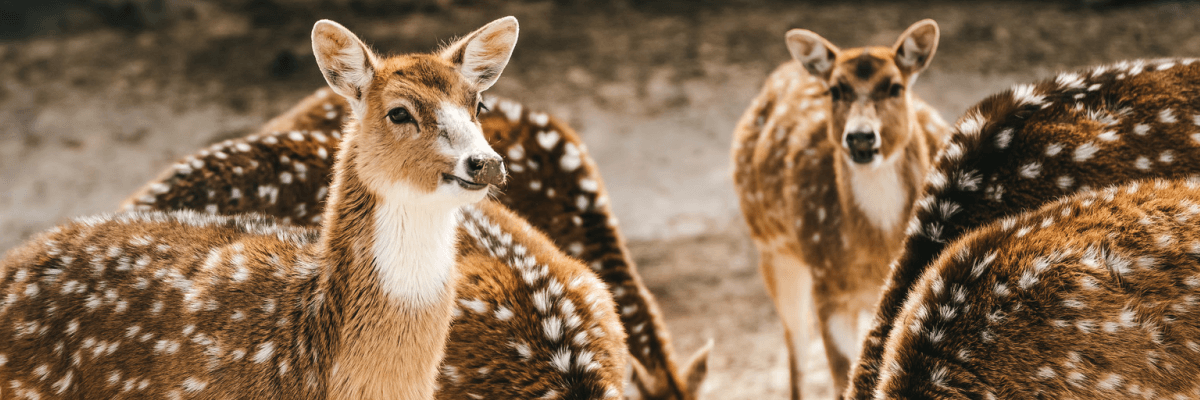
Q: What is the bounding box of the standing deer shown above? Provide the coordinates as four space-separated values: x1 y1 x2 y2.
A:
875 178 1200 399
731 20 948 398
845 58 1200 399
128 91 711 399
0 17 525 400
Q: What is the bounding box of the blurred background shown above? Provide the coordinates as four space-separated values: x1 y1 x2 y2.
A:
1 0 1198 397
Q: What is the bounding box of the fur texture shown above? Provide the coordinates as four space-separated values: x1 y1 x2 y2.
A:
847 58 1200 399
877 178 1200 399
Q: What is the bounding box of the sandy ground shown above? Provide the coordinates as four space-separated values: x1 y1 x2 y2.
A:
3 1 1200 398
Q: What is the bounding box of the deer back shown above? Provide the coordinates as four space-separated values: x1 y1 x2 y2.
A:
849 58 1200 399
877 178 1200 399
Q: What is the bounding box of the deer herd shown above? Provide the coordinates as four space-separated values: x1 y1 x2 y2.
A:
1 12 1199 400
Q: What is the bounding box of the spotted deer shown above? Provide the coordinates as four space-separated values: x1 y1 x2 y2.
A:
0 17 528 400
731 20 948 398
873 178 1200 399
845 58 1200 399
119 84 637 398
127 92 710 399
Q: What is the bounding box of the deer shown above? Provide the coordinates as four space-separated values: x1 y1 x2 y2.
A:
731 19 949 398
844 57 1200 399
117 76 641 398
0 16 543 400
873 178 1200 399
125 90 711 399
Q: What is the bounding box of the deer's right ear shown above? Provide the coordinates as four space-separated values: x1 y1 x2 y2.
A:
786 29 840 81
312 20 379 108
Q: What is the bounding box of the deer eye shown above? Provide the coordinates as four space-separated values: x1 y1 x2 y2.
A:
829 86 842 102
387 107 414 125
889 83 904 98
476 100 489 116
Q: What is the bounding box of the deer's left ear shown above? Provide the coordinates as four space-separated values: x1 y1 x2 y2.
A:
681 339 713 395
440 16 520 92
892 19 939 76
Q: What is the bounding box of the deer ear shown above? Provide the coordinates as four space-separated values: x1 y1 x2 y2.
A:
786 28 840 81
311 20 379 111
681 339 713 395
440 16 519 92
892 19 939 76
628 355 661 398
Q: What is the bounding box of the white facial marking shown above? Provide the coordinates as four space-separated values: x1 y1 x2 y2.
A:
437 102 499 186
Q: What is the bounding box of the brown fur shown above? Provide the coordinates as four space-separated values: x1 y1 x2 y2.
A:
0 17 522 400
732 20 948 399
121 97 631 398
126 90 709 399
847 58 1200 399
876 178 1200 399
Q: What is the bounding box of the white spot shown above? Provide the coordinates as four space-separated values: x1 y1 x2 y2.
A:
458 299 489 314
1011 84 1045 106
537 130 561 150
994 128 1014 149
508 144 525 160
560 142 582 172
1056 175 1074 189
1134 123 1150 135
494 306 513 321
253 342 275 364
1135 156 1151 170
579 178 598 192
530 112 549 126
1019 162 1042 178
1159 108 1177 124
1074 142 1100 162
550 348 572 372
182 377 207 393
1044 143 1063 156
1160 151 1175 164
1097 130 1120 142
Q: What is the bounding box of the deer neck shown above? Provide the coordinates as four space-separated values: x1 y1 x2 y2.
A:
316 132 461 400
833 122 923 238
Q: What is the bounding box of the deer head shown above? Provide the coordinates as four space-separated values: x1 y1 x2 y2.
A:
786 19 939 167
312 17 517 208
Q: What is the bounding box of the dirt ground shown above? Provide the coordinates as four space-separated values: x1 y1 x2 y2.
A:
3 1 1200 398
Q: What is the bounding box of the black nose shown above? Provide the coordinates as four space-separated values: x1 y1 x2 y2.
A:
845 131 877 151
845 131 878 164
467 154 506 186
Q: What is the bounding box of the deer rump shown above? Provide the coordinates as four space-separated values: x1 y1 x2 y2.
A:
848 58 1200 399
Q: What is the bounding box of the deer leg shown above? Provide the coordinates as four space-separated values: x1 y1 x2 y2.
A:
759 249 814 400
815 295 874 396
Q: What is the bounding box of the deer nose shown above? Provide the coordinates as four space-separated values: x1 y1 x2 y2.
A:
844 131 877 152
466 153 506 187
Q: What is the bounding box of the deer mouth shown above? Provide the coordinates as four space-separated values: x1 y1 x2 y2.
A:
849 148 877 164
442 173 488 191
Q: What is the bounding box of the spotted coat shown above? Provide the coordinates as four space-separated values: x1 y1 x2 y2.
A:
0 212 332 399
877 178 1200 399
122 92 678 398
848 58 1200 399
732 57 948 397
